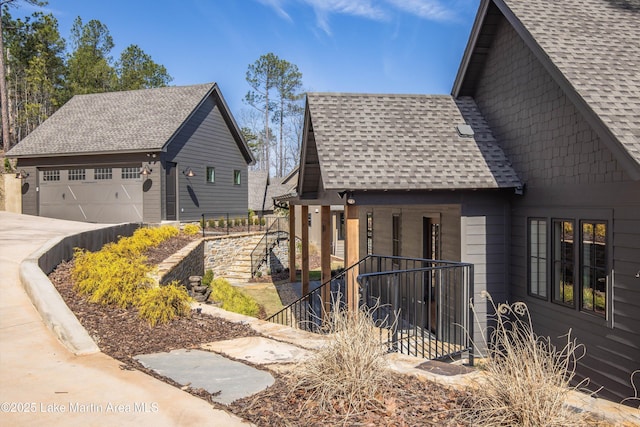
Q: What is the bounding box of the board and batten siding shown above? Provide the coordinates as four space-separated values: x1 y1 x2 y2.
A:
164 95 248 222
472 11 640 402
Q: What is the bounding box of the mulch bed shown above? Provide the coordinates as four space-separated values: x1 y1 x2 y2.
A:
48 235 470 426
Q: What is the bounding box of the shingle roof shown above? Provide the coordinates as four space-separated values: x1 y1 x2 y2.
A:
457 0 640 173
306 93 521 191
248 170 269 212
7 83 216 157
501 0 640 167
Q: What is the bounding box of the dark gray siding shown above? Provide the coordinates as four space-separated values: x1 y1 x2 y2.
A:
472 13 640 402
164 96 248 222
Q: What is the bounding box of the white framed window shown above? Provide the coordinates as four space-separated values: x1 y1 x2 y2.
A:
68 169 86 181
206 167 215 183
43 170 60 181
233 170 241 185
121 167 139 179
94 168 112 180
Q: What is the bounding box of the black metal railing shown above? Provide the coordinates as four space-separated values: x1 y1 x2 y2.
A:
266 255 474 363
250 217 289 276
199 212 266 237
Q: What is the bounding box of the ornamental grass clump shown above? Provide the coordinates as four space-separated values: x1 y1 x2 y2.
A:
290 302 392 418
458 293 591 427
71 225 192 326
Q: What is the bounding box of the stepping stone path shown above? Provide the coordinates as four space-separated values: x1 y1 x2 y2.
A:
135 349 274 405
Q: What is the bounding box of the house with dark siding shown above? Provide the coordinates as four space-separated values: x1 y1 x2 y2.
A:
6 83 254 224
290 0 640 403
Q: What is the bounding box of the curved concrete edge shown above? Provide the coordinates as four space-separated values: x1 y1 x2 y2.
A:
19 223 139 356
20 249 100 355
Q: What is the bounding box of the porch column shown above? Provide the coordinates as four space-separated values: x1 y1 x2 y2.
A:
301 205 309 296
288 204 296 283
321 205 331 316
345 204 359 311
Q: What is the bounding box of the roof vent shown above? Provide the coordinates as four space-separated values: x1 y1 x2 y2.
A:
456 124 474 137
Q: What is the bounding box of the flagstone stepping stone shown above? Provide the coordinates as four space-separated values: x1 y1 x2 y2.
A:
135 349 274 405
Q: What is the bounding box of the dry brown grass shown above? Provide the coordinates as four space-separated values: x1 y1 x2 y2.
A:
289 302 394 419
458 293 593 427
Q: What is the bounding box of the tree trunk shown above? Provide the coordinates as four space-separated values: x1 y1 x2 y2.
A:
0 6 12 153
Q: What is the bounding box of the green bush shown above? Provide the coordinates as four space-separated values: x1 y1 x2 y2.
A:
137 283 192 327
210 278 260 317
240 217 247 226
71 225 191 325
183 223 200 235
218 217 226 228
202 269 214 287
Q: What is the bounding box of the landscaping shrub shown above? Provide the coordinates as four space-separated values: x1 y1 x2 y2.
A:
218 217 226 228
290 302 392 417
458 293 590 426
183 223 201 235
137 282 192 327
240 217 247 226
71 225 192 325
208 219 217 229
202 269 214 287
210 278 260 317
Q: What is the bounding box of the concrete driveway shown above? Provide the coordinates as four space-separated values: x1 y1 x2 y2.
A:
0 212 250 426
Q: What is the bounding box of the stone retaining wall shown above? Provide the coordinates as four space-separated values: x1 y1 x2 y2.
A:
204 232 262 278
156 239 204 287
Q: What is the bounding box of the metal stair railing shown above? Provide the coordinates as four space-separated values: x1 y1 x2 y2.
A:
266 254 474 363
249 217 288 277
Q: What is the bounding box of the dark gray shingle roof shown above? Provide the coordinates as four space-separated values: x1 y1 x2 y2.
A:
248 170 269 212
307 93 521 191
502 0 640 167
7 83 216 157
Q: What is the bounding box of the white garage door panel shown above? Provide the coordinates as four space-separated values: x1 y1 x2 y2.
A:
39 168 143 223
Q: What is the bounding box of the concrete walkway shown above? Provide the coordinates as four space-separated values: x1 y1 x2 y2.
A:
0 212 250 427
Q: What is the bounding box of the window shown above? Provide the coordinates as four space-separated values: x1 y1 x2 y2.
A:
68 169 85 181
366 212 373 255
553 220 575 307
206 167 215 183
233 170 241 185
121 167 139 179
528 219 547 298
42 170 60 181
94 168 112 180
581 221 607 316
392 214 401 259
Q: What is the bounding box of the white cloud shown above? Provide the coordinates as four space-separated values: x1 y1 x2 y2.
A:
256 0 293 21
255 0 462 35
384 0 454 21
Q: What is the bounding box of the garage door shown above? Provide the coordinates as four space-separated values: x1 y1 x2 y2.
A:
39 166 143 223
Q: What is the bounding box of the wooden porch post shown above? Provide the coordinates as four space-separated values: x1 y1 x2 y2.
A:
301 205 309 296
345 204 359 311
321 205 331 317
288 204 296 283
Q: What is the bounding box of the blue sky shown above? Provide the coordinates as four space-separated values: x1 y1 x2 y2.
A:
16 0 480 117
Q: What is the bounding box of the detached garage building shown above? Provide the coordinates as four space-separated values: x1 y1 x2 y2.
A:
6 83 254 224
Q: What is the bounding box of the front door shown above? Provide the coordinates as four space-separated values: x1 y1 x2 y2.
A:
165 162 177 220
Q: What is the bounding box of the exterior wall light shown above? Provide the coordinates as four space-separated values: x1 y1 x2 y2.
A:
183 168 196 177
139 165 152 176
15 169 29 179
